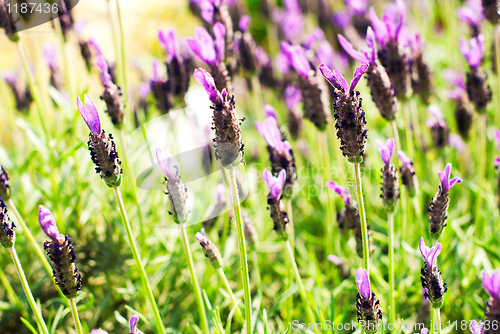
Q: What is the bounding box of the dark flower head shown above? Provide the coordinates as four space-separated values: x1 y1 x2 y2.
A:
195 228 223 269
284 84 302 111
96 56 113 87
0 199 15 248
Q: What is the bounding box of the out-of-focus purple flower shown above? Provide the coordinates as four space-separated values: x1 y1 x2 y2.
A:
426 105 446 128
369 0 404 45
129 314 140 334
443 69 466 100
419 237 442 269
156 148 180 179
470 320 485 334
284 0 301 12
88 37 103 56
449 134 466 152
187 27 217 66
194 68 220 103
239 15 250 32
482 271 500 301
284 84 302 110
213 22 226 64
158 28 177 61
304 27 325 50
346 0 369 15
332 10 352 29
264 105 278 119
138 82 151 99
281 42 311 78
274 51 292 75
457 0 484 29
421 329 429 334
263 169 286 199
320 62 369 93
326 180 351 203
397 150 412 168
96 56 112 87
315 40 336 70
2 70 17 85
439 163 462 192
338 27 376 65
327 254 342 265
281 11 304 43
77 95 101 135
74 21 86 37
43 44 57 70
89 330 108 334
377 138 395 165
494 128 500 154
460 34 485 68
38 205 60 241
356 268 371 300
255 117 291 155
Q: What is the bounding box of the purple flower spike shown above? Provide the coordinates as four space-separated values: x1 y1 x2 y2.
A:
158 28 177 60
263 169 286 199
156 147 179 179
419 237 442 269
38 205 60 241
332 10 352 29
187 27 216 67
2 70 17 85
213 22 225 63
77 95 101 134
264 105 278 119
289 45 311 78
369 8 389 45
449 134 466 152
356 268 371 300
438 163 462 192
255 117 291 155
494 128 500 152
195 228 208 243
460 34 485 68
397 150 412 168
129 314 139 333
377 138 395 165
96 56 112 87
470 320 485 334
43 44 57 70
326 180 350 203
457 0 484 27
284 84 302 110
194 68 219 103
482 271 500 301
304 28 325 49
239 15 250 32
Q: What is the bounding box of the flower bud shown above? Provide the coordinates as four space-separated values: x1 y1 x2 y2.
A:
195 228 223 269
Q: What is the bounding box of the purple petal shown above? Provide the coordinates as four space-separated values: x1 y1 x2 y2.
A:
355 268 371 300
201 0 214 23
327 254 342 265
239 15 250 32
332 10 352 29
289 46 311 78
427 105 443 120
369 7 388 45
386 138 395 159
77 95 101 134
158 29 177 60
457 7 481 26
195 231 209 243
90 330 109 334
284 84 302 110
338 34 369 63
129 315 139 333
194 68 218 102
397 150 412 168
349 63 369 93
193 27 216 66
138 82 151 99
96 56 112 87
43 44 57 70
38 205 60 241
468 36 482 68
421 329 429 334
419 237 431 266
460 37 471 65
284 0 301 12
213 22 226 64
346 0 368 15
393 0 405 40
2 70 17 85
495 129 500 152
89 37 102 56
449 177 462 189
495 157 500 167
263 169 286 198
470 320 484 334
365 27 377 63
319 64 346 91
376 140 390 165
315 41 335 69
304 27 325 50
216 184 226 204
275 51 291 75
156 148 170 178
427 242 442 268
326 180 350 203
449 134 466 152
264 105 278 119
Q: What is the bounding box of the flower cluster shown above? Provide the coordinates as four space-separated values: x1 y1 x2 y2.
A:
419 238 447 309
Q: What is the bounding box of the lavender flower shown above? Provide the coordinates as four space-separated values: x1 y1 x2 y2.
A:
0 1 19 42
483 271 500 332
234 16 258 74
156 148 188 224
338 28 399 121
188 24 232 94
96 56 125 128
406 32 433 104
449 134 466 152
255 116 296 196
0 199 15 248
355 268 382 333
2 70 33 112
129 314 140 334
283 42 331 130
284 84 303 139
419 237 447 309
320 63 369 163
461 34 492 113
194 68 244 168
196 228 223 269
344 0 371 35
0 166 11 201
39 205 82 299
77 95 123 188
470 320 485 334
426 106 450 150
377 139 399 211
428 163 462 239
263 169 289 241
255 47 276 88
89 38 117 84
274 0 304 44
481 0 500 24
90 330 108 334
326 181 373 256
444 69 474 139
397 150 418 197
457 0 484 36
43 44 64 92
201 0 234 60
149 60 172 115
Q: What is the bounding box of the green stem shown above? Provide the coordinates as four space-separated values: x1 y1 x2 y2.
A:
16 40 48 138
495 24 500 128
401 100 414 160
69 298 84 334
354 163 370 273
8 247 50 334
112 186 165 334
475 114 487 228
388 212 396 331
320 132 335 260
286 199 295 252
181 225 209 333
217 267 243 319
436 308 442 334
284 240 319 334
116 0 129 104
227 167 253 334
251 251 262 291
390 120 401 153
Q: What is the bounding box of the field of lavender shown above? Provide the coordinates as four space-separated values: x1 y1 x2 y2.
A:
0 0 500 333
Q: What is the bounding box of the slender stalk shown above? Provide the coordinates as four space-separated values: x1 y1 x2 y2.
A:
0 266 27 318
320 132 335 259
475 114 487 228
53 15 75 100
409 98 423 154
112 186 166 334
181 225 209 333
436 308 442 334
69 298 84 334
284 240 319 334
390 120 401 153
495 24 500 127
227 167 253 334
401 100 414 160
116 0 129 104
217 267 243 319
8 247 50 334
286 199 295 251
16 40 48 138
251 251 262 290
353 163 370 273
388 212 396 331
